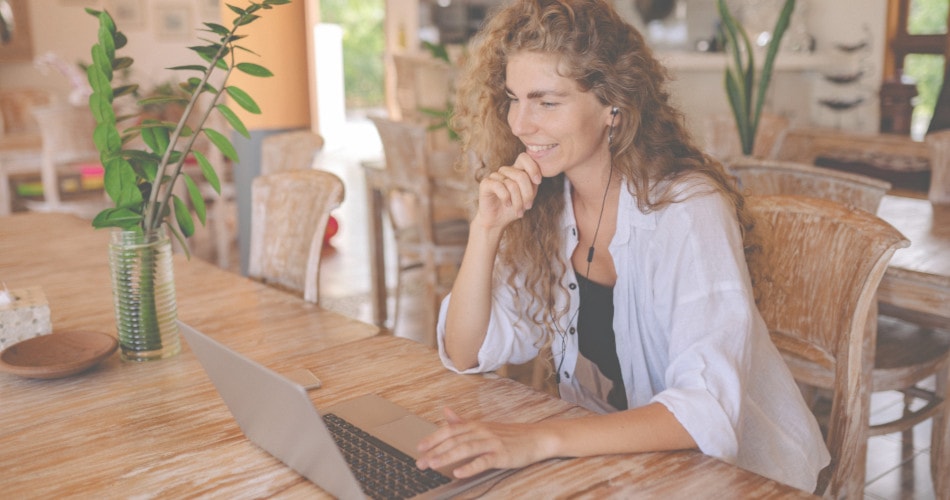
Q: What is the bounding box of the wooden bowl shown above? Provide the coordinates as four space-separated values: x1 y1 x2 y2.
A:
0 331 118 379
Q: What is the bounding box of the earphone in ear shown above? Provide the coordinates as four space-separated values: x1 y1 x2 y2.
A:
608 107 619 145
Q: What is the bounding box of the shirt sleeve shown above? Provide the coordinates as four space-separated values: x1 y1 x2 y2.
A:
647 190 757 463
436 265 546 374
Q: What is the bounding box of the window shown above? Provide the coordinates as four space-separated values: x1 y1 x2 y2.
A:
885 0 950 138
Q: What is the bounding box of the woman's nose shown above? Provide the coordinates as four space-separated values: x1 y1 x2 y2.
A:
508 105 535 137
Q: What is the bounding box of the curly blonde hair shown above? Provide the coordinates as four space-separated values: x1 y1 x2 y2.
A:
452 0 755 338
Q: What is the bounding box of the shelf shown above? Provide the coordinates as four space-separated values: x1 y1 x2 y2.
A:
656 50 840 72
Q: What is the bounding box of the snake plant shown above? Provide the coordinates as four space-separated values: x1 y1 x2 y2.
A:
718 0 796 156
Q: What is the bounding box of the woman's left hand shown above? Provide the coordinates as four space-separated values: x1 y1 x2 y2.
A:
415 407 556 478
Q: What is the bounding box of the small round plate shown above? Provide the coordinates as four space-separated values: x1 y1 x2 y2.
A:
0 331 118 379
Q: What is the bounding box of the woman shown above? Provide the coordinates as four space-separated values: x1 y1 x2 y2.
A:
415 0 830 492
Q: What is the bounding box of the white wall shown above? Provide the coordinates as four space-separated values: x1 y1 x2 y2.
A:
2 0 220 104
665 0 888 140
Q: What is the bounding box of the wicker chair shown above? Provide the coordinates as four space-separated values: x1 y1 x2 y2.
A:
737 166 949 498
746 195 912 498
260 129 325 176
248 169 344 304
727 157 891 213
369 116 469 345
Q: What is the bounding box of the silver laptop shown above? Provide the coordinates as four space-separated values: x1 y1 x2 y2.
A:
178 321 511 499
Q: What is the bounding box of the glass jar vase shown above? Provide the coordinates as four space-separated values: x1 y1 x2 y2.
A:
108 228 180 361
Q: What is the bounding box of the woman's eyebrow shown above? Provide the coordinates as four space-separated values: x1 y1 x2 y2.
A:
504 87 570 99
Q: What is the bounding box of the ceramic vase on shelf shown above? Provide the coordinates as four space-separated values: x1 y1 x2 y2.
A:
108 228 181 361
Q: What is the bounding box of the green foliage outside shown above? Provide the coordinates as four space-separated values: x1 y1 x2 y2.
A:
320 0 385 108
905 0 949 134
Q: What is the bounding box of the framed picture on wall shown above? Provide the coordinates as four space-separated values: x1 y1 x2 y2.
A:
107 0 145 29
153 2 192 41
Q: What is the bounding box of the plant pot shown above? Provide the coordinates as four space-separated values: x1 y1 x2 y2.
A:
108 228 180 361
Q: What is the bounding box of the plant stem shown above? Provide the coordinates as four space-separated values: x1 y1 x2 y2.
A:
143 33 236 232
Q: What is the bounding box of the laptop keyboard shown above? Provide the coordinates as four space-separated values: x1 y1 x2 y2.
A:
323 413 452 499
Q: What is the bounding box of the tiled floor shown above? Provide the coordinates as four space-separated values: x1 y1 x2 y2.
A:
202 111 942 499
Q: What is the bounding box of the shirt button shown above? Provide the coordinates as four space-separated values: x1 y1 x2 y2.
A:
569 327 576 335
563 371 570 380
569 283 577 290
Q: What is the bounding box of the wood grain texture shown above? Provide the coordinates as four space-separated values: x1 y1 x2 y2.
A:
745 195 910 499
0 213 813 498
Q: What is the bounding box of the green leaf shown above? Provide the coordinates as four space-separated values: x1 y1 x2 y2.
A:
203 22 230 36
166 222 191 260
93 122 122 155
204 127 239 162
102 157 138 205
236 62 273 77
138 98 189 111
88 91 114 124
182 173 206 225
112 84 138 99
215 104 249 138
114 32 128 50
92 207 142 230
172 195 195 237
192 150 221 194
225 86 261 114
227 4 247 16
139 121 171 155
90 45 113 87
97 13 116 61
168 64 208 72
113 56 133 71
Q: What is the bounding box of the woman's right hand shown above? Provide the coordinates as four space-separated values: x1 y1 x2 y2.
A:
473 153 543 231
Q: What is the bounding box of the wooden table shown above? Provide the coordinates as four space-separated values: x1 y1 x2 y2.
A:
0 212 813 498
877 195 950 329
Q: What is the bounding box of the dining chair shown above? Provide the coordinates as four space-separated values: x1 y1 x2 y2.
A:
369 115 470 345
248 169 344 304
260 129 325 176
731 160 950 498
727 157 892 213
745 194 916 498
23 104 108 219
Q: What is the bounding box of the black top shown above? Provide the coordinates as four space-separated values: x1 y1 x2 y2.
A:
576 272 627 410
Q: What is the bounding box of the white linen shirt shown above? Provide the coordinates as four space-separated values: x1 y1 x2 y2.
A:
436 176 831 492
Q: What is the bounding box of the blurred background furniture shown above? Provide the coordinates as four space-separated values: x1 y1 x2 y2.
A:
23 104 107 219
770 126 950 202
248 169 344 304
745 194 909 499
0 88 50 216
367 115 469 344
260 129 325 175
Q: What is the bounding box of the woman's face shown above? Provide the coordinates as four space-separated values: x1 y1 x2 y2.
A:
505 51 614 179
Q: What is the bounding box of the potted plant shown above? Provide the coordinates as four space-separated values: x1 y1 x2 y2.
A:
86 1 288 360
717 0 796 156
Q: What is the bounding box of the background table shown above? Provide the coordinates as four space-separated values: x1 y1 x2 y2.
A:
877 195 950 329
0 213 813 498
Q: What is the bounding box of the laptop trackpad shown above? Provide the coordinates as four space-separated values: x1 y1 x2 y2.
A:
373 415 437 460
